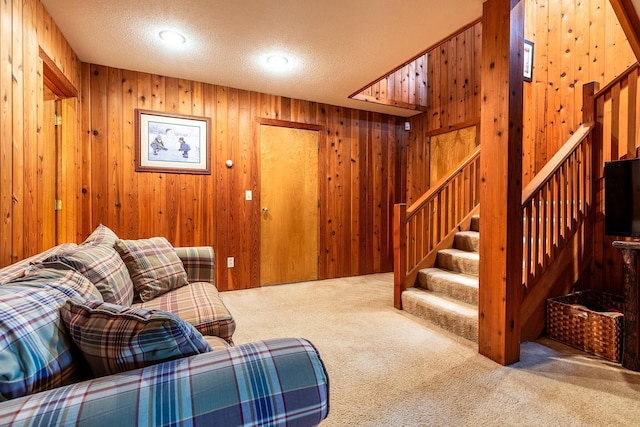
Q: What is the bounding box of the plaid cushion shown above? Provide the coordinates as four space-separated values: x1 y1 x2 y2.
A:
132 281 235 342
22 262 104 302
48 244 134 306
0 338 329 426
0 243 78 285
174 246 215 284
61 299 212 378
82 224 119 246
0 268 100 400
115 237 188 302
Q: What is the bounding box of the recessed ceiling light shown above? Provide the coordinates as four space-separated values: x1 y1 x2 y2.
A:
266 55 289 68
159 30 186 45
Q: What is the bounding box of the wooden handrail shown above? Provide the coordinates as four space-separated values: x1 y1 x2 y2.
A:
521 123 594 206
407 145 481 219
518 81 602 340
394 143 481 308
594 62 639 100
423 118 480 138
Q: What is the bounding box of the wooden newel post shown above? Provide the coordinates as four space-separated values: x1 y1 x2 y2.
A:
394 203 407 309
612 241 640 371
581 81 599 125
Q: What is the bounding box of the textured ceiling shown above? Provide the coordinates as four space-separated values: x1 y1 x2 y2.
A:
40 0 484 117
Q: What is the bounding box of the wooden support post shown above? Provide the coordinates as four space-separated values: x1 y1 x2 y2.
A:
394 203 407 309
478 0 524 365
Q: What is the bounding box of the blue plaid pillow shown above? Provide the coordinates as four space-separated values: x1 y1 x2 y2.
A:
61 299 212 377
0 267 100 400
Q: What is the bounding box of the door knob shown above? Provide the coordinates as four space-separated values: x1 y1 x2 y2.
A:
262 207 269 213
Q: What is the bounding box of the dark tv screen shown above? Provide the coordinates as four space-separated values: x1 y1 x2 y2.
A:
605 158 640 237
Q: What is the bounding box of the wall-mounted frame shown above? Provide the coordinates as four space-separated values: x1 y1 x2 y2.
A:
135 109 211 174
523 39 534 82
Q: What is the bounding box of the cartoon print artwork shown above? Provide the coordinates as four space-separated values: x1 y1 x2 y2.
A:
150 134 168 155
178 137 191 159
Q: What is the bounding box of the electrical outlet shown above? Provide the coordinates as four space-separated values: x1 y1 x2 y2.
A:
227 257 235 268
246 190 252 201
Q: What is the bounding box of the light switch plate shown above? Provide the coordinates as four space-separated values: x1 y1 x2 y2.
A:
227 257 234 268
246 190 252 201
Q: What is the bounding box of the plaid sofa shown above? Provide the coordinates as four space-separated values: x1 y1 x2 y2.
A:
0 244 330 426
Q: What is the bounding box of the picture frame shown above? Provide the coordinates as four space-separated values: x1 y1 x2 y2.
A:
523 39 534 83
135 109 211 174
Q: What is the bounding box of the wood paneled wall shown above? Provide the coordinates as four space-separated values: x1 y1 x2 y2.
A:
406 23 482 205
80 65 405 291
0 0 80 266
429 125 478 185
522 0 637 185
351 54 429 111
36 2 80 90
351 20 481 118
406 0 635 204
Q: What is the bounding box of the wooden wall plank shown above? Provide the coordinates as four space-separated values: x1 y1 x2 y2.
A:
107 67 123 234
12 0 24 262
80 63 93 240
350 109 361 275
559 0 576 143
1 0 13 266
23 0 38 255
90 65 108 226
121 69 138 239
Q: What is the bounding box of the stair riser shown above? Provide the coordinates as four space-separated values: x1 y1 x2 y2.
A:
402 292 478 342
419 272 478 305
470 215 480 232
453 233 479 253
436 252 479 276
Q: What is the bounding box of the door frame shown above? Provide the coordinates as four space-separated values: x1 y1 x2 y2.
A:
256 118 326 285
41 48 79 247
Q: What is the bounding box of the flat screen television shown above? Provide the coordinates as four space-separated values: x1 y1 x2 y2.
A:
604 158 640 237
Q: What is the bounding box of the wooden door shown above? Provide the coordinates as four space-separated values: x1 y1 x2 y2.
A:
260 125 319 286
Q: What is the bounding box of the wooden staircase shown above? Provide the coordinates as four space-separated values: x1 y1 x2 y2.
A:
402 216 479 342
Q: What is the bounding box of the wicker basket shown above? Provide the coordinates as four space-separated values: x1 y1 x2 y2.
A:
546 290 624 362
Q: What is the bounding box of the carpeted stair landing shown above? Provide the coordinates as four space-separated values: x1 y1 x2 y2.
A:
402 215 479 342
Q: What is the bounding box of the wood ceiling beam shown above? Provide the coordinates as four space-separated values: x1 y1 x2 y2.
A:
610 0 640 62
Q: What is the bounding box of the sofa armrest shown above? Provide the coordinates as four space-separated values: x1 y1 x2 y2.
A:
175 246 215 285
0 338 329 427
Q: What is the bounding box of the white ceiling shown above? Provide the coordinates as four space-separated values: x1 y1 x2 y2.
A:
40 0 484 117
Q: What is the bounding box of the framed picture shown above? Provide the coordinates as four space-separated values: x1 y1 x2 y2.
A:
523 39 534 82
135 109 211 174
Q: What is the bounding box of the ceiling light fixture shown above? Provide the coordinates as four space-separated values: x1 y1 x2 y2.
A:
159 30 186 45
266 55 289 68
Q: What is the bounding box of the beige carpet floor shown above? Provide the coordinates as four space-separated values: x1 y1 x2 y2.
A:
221 273 640 427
